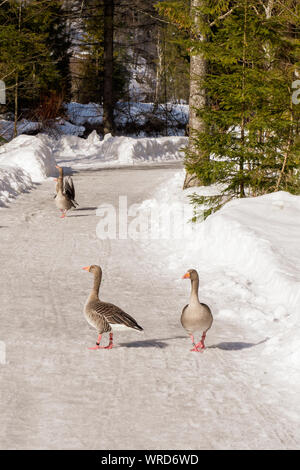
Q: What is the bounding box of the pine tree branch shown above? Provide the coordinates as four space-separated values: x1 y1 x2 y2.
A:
209 6 239 27
0 68 17 82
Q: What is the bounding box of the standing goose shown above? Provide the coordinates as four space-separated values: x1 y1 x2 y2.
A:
181 269 213 352
55 165 78 217
83 265 143 350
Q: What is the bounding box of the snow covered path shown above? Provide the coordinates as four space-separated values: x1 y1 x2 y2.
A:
0 166 299 450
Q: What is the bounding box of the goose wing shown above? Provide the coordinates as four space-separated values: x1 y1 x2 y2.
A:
85 300 112 333
97 302 143 331
64 176 77 204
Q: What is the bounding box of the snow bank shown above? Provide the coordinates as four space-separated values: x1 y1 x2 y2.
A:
65 101 189 132
0 166 33 207
0 135 56 182
54 132 187 169
0 119 40 141
0 117 85 141
55 119 85 136
138 171 300 367
64 102 102 126
0 135 56 206
0 102 188 142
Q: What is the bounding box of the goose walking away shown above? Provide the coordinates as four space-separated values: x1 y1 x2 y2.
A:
83 265 143 349
55 165 78 217
181 269 213 352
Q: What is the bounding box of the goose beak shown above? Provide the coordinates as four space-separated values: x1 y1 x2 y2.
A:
54 178 58 181
182 272 190 279
82 266 91 272
55 165 60 169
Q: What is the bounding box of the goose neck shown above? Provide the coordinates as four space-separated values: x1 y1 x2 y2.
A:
90 270 102 299
190 277 199 303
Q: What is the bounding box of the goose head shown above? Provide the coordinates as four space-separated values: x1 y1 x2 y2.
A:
182 269 199 281
82 265 102 276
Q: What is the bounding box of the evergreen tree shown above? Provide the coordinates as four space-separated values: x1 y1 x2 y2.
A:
154 2 190 104
76 1 128 117
32 1 72 101
0 1 71 129
159 0 300 216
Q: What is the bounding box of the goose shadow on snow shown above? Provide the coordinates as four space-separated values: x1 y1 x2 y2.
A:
119 336 269 351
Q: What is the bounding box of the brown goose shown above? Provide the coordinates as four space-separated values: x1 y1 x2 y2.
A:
55 165 78 217
83 265 143 349
181 269 213 352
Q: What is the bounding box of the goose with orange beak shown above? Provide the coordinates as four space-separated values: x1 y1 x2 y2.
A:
82 265 143 350
181 269 213 352
54 165 78 218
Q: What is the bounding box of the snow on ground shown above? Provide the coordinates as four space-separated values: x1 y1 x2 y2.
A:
0 166 299 449
0 117 85 141
54 132 188 169
136 171 300 376
0 166 33 207
0 135 56 206
64 102 103 126
0 102 188 146
0 119 40 141
64 101 189 129
0 132 186 205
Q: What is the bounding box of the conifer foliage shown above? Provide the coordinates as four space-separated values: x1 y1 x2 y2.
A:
0 1 71 121
159 0 300 215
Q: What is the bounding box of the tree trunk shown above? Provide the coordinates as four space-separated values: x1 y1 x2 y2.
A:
103 0 114 135
14 72 18 138
14 3 22 139
183 0 207 189
155 28 162 104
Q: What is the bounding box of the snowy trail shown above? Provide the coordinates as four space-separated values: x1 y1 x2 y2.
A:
0 167 299 450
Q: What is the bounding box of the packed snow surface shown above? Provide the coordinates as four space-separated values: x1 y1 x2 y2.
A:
0 166 299 449
0 136 299 450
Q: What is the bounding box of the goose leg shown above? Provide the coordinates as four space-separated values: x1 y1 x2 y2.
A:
194 332 206 351
190 334 201 352
60 209 67 219
88 334 104 350
104 332 114 349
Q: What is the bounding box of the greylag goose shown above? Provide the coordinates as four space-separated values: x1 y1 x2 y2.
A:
181 269 213 352
83 265 143 349
55 165 78 217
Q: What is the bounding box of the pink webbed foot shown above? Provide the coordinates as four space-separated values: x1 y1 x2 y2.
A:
189 333 206 352
190 345 204 352
194 341 205 351
88 334 103 350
